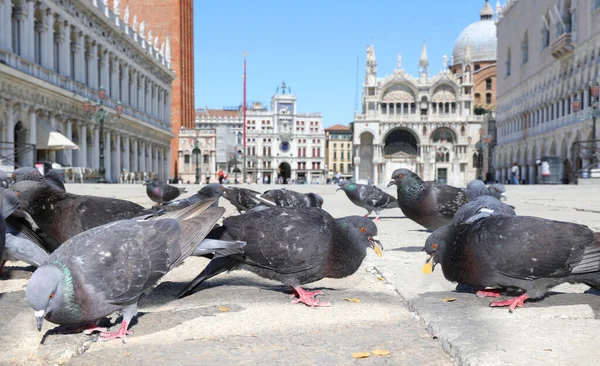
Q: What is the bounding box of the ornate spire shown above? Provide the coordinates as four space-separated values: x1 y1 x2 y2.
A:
464 36 473 64
366 44 376 64
165 33 172 63
419 42 428 68
397 53 402 70
480 0 494 20
495 0 502 20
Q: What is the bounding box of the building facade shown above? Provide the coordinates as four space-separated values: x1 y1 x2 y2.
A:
0 0 174 182
177 126 216 184
325 124 353 180
352 2 498 186
495 0 600 184
194 107 243 176
117 0 195 180
244 83 326 184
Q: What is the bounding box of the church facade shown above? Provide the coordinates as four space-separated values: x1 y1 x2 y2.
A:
352 1 499 186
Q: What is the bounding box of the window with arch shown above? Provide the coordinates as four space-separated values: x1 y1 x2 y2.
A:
431 128 454 144
521 31 529 64
542 11 551 49
505 48 512 77
474 64 481 71
486 78 493 91
474 93 481 104
472 152 479 168
422 125 427 136
486 93 492 104
436 149 450 163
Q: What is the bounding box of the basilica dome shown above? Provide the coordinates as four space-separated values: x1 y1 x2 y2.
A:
452 1 497 66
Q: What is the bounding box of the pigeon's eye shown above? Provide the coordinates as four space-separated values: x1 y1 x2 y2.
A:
398 173 404 179
431 243 438 250
49 293 55 300
360 227 367 233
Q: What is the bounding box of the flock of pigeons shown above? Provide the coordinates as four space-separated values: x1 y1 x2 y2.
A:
1 165 598 345
0 167 380 342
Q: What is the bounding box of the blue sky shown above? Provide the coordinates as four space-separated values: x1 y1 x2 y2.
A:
193 0 494 127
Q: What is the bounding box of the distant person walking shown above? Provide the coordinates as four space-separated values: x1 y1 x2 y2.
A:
218 170 224 184
511 162 520 185
205 171 210 185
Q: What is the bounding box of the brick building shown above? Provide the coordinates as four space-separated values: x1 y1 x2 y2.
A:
115 0 195 180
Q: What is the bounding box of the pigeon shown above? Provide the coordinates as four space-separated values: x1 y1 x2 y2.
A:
336 181 398 221
423 216 600 312
221 187 262 213
11 181 154 245
0 169 8 188
12 167 45 184
387 169 468 231
466 180 489 201
452 195 516 226
177 207 383 306
252 189 324 209
488 183 507 201
44 170 66 192
156 184 224 211
26 200 226 341
144 179 187 204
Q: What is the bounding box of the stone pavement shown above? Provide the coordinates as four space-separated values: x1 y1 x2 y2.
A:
1 182 599 365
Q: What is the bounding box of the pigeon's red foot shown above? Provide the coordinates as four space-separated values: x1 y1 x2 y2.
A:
290 286 331 307
489 294 530 312
363 214 369 218
99 321 133 342
83 326 109 335
373 216 381 222
476 289 502 298
0 260 7 277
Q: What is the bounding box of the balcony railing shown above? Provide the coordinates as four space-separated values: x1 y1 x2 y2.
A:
551 33 574 59
0 50 170 133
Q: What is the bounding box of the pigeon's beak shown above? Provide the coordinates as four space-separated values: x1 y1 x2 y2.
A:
422 255 435 274
387 180 396 188
335 187 340 192
368 236 383 258
34 310 45 332
500 192 507 200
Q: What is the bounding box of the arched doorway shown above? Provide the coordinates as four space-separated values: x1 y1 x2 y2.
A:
359 133 374 181
277 162 291 184
384 129 418 156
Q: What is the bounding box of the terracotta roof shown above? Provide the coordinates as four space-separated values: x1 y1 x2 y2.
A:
196 108 240 118
325 124 351 132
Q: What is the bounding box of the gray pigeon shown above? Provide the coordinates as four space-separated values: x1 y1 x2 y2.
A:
178 207 383 307
488 183 507 201
12 167 45 185
0 169 8 188
3 230 50 268
423 216 600 312
26 201 226 341
144 179 187 204
452 195 516 226
466 180 489 201
388 169 468 230
337 181 398 221
157 184 224 211
252 189 324 209
44 170 66 192
221 187 262 213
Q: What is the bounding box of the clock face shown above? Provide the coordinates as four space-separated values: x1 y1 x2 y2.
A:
280 141 290 152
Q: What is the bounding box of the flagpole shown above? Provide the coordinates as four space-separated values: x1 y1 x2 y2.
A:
242 52 247 184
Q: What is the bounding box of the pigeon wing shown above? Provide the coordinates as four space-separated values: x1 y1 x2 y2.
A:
359 185 396 209
56 219 181 305
222 208 330 274
431 183 469 217
468 217 595 280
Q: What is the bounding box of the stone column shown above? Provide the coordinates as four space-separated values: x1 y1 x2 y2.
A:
130 70 137 108
140 140 146 172
583 88 590 110
139 75 146 113
114 134 121 180
25 0 35 60
79 124 87 168
148 144 154 174
88 42 98 89
59 20 70 77
133 139 139 172
28 108 37 166
92 127 100 169
75 29 85 83
64 121 73 164
146 81 152 115
110 55 119 100
121 64 129 105
0 0 12 51
157 89 163 121
100 51 110 90
104 131 111 181
123 135 130 172
48 114 56 162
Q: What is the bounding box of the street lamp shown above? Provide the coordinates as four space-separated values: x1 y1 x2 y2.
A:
573 79 600 168
83 85 122 183
192 142 200 184
472 128 493 181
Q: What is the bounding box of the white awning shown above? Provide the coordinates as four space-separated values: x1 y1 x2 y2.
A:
36 120 79 151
